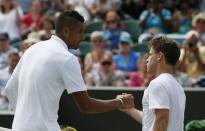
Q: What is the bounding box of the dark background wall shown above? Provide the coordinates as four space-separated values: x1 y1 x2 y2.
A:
0 88 205 131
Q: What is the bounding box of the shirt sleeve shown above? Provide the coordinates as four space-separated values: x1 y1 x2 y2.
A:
59 55 87 94
148 81 170 110
5 58 22 110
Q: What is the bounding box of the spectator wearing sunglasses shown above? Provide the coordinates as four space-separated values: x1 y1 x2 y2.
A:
113 32 140 79
102 11 124 53
88 53 125 87
84 31 112 86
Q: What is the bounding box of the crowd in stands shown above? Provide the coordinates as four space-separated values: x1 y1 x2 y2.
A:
0 0 205 110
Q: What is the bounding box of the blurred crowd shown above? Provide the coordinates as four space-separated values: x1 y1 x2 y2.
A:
0 0 205 110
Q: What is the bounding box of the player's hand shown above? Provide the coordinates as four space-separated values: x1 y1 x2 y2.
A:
116 93 135 112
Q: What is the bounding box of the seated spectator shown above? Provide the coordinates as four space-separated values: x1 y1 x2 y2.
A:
85 53 125 87
84 31 112 83
173 62 193 87
0 0 23 44
21 0 43 38
38 15 55 40
128 54 153 87
103 11 124 52
0 52 20 90
121 0 146 19
139 0 172 33
179 30 205 78
0 33 18 69
172 0 196 34
84 0 112 21
192 13 205 36
0 52 20 110
113 32 140 78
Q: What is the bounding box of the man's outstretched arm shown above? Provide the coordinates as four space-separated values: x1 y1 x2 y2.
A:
72 91 134 114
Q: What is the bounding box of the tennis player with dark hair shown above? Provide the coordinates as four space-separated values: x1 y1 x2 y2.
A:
5 10 134 131
118 36 186 131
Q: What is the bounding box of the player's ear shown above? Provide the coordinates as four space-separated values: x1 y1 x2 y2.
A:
157 52 164 61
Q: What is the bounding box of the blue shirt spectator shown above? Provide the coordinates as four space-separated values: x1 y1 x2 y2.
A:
113 50 139 72
113 32 140 73
140 9 172 32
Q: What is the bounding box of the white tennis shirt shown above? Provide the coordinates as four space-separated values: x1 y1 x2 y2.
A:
5 35 87 131
142 73 186 131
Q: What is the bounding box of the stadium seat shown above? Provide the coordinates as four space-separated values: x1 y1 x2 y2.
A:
85 21 103 34
79 41 93 56
132 43 149 53
123 20 142 42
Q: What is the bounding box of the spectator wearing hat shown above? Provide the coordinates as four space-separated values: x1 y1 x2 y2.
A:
20 32 40 55
192 13 205 35
0 33 18 69
113 32 140 78
179 30 205 78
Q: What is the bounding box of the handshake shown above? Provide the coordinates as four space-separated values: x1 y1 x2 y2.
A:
116 93 135 112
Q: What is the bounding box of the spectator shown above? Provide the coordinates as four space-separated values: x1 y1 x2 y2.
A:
0 33 18 69
21 0 43 38
38 15 55 40
103 11 124 52
192 13 205 35
86 53 125 87
179 30 205 78
0 52 20 110
121 0 146 19
113 32 140 78
128 54 154 87
0 0 23 44
84 31 112 85
173 62 193 87
172 0 197 34
84 0 112 20
0 52 20 90
20 32 40 54
139 0 172 33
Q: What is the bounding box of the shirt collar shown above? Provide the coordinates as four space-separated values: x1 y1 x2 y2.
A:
51 35 68 50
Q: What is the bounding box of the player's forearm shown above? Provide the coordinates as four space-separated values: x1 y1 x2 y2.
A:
126 108 143 124
78 98 122 114
153 118 168 131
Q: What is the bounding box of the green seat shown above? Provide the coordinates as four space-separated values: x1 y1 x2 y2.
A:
79 41 92 56
123 20 142 42
85 21 103 34
132 43 149 53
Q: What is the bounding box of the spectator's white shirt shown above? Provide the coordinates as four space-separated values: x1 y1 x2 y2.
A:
5 35 87 131
0 67 10 91
142 73 186 131
0 7 23 40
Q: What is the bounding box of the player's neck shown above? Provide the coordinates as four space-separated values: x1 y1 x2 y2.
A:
155 64 175 77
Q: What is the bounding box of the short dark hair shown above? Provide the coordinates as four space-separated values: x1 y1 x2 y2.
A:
55 10 84 34
150 36 180 66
